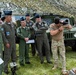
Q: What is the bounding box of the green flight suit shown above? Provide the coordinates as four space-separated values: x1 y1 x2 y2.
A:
17 26 31 65
26 20 36 56
0 26 3 75
2 22 17 72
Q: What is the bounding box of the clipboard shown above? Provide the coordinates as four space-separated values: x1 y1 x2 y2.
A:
0 58 4 65
26 39 35 44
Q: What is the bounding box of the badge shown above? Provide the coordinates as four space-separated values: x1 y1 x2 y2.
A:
6 32 10 36
1 28 4 31
30 22 32 26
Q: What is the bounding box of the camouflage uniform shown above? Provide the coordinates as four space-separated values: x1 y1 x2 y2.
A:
50 23 66 70
51 39 66 70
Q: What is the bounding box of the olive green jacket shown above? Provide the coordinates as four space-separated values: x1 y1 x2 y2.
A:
17 26 31 40
2 22 16 45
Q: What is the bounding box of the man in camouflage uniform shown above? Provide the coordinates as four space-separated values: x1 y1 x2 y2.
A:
50 17 72 73
17 17 31 66
2 11 17 74
0 12 3 75
25 13 36 56
33 14 52 64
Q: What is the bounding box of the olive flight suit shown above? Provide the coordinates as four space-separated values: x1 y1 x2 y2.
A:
17 26 31 65
33 21 51 63
2 22 17 72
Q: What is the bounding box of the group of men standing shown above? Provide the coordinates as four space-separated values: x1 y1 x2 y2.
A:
0 11 52 75
17 13 52 66
0 10 72 75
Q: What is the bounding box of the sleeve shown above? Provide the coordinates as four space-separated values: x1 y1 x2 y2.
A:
43 21 48 30
33 24 44 35
31 21 34 25
43 21 48 26
63 24 72 29
27 27 31 38
32 23 38 31
32 23 41 31
16 27 25 39
49 24 54 31
1 25 9 44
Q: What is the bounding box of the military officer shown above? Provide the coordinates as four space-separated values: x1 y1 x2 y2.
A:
25 13 36 56
2 11 17 74
0 12 3 75
17 17 31 66
50 17 72 73
33 14 52 64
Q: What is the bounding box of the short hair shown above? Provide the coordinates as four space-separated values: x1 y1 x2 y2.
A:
54 17 60 24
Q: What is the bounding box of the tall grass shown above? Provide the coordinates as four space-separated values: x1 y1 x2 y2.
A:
2 45 76 75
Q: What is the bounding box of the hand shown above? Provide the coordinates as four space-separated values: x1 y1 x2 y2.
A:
59 26 64 31
24 38 29 42
68 25 72 29
6 43 10 48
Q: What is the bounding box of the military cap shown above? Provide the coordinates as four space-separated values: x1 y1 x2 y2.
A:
20 17 25 21
4 10 12 16
0 12 2 18
25 13 30 16
35 14 41 18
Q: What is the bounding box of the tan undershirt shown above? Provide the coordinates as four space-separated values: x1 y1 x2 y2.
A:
50 23 63 41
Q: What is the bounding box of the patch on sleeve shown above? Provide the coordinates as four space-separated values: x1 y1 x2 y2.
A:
1 28 4 31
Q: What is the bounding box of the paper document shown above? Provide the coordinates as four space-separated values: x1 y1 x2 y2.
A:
26 40 35 44
0 58 4 65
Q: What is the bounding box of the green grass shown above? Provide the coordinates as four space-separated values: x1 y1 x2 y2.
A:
2 45 76 75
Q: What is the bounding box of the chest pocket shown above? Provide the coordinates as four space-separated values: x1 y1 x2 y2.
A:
21 28 29 37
